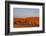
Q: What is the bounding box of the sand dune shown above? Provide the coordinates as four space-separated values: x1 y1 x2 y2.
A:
13 17 39 28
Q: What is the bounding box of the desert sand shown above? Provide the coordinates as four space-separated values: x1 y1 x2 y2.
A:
13 17 39 28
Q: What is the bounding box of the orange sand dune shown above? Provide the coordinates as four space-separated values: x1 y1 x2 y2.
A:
13 17 39 28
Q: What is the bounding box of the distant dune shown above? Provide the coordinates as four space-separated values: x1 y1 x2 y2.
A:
13 17 39 28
